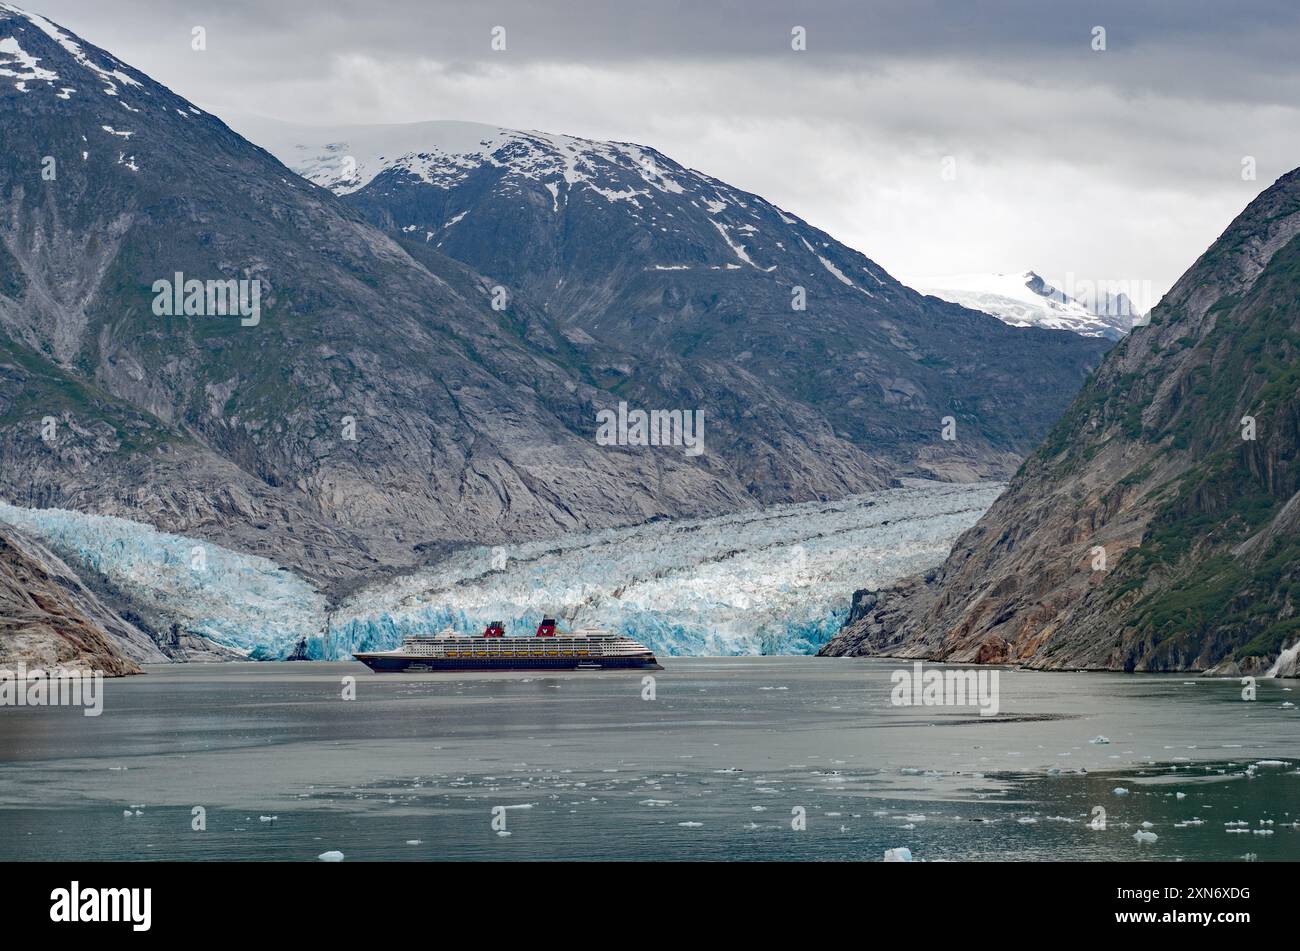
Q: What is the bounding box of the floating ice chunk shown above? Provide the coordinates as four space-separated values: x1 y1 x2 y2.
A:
317 850 344 862
258 815 277 822
883 847 913 862
1133 830 1158 844
1176 792 1186 799
677 821 703 828
405 839 422 845
1090 736 1110 745
1112 787 1130 796
1255 760 1287 767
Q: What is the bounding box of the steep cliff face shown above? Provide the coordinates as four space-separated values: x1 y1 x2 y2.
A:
823 169 1300 674
0 523 160 674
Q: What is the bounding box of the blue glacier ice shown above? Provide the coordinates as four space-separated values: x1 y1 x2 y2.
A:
329 480 1003 658
0 479 1002 659
0 500 327 657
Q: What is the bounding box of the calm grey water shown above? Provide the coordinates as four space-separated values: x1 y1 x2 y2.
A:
1 658 1298 861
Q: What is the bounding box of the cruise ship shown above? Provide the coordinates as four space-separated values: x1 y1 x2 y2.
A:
353 619 663 672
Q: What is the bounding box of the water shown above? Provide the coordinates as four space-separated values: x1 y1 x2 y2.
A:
1 658 1298 861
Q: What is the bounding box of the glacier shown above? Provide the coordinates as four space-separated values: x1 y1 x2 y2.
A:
0 500 327 657
0 480 1002 659
328 480 1003 658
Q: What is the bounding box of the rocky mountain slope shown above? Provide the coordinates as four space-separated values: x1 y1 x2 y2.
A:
0 522 157 674
244 117 1110 485
822 168 1300 675
909 270 1136 340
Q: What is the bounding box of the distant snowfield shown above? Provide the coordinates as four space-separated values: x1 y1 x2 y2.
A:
0 480 1002 659
908 270 1137 340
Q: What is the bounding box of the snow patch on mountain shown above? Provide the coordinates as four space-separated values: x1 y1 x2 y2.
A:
1 4 142 97
0 34 56 88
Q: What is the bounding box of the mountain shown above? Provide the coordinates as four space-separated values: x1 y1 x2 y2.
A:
908 270 1136 340
0 5 902 593
0 522 157 674
0 3 1107 631
822 168 1300 675
242 117 1111 484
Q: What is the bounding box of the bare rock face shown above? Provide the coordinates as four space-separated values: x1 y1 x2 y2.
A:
823 168 1300 673
0 524 157 675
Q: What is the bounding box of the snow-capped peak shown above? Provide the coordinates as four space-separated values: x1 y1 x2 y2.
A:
907 269 1136 339
235 115 907 292
235 116 694 201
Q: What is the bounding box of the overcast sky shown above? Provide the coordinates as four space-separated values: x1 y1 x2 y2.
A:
31 0 1300 305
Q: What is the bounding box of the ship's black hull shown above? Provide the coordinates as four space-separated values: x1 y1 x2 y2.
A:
354 654 663 673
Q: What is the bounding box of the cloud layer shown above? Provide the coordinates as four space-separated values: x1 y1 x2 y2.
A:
34 0 1300 302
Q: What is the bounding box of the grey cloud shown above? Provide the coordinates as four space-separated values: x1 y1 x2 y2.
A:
25 0 1300 301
